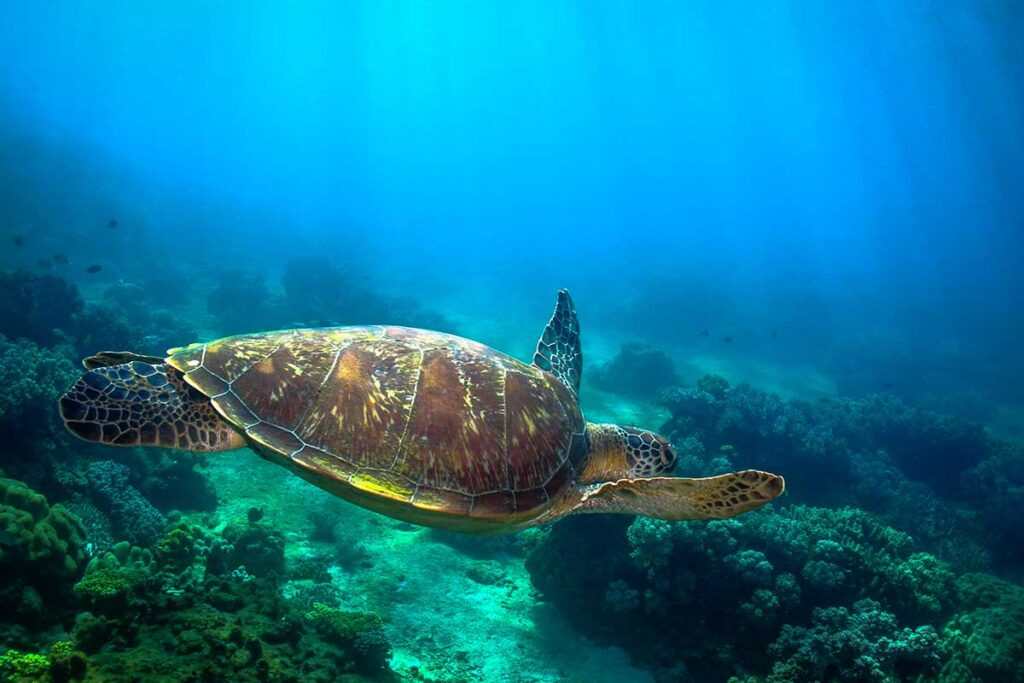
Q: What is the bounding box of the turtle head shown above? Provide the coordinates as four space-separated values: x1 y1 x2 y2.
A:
59 358 245 452
580 423 677 483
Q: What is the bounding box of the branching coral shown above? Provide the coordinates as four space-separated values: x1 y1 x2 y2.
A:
659 376 998 569
0 269 82 346
528 504 963 680
0 335 78 424
937 574 1024 683
767 599 942 682
86 461 166 547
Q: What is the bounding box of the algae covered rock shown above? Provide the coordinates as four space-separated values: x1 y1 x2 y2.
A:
304 602 392 674
211 519 286 578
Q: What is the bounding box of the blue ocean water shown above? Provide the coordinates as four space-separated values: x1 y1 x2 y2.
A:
0 2 1022 681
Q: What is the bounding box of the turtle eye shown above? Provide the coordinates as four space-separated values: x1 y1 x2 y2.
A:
659 441 677 472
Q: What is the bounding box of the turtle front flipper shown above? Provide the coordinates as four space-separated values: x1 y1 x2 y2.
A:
568 470 785 521
60 360 246 452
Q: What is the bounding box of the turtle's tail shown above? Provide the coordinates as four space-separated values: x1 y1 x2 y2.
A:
59 360 245 452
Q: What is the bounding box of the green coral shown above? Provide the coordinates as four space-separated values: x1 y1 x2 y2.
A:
86 541 155 574
0 335 78 423
74 541 155 610
0 479 86 580
74 566 146 602
938 574 1024 682
48 641 73 660
154 523 209 573
767 599 941 682
304 601 391 667
0 649 49 678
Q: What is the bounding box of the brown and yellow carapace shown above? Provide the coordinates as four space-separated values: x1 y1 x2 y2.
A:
59 290 783 534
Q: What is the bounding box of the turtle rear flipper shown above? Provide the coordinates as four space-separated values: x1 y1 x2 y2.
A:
570 470 784 521
533 289 582 396
60 361 245 452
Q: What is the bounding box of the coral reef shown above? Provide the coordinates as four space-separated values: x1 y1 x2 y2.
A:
62 520 396 682
524 502 1005 681
0 479 86 644
0 336 78 426
211 519 286 578
70 305 145 360
937 573 1024 682
660 376 1008 569
85 461 166 547
133 451 217 514
0 270 82 347
766 599 941 682
590 343 681 398
1 258 1023 683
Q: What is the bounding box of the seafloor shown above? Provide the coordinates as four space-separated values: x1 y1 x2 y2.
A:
1 265 1023 682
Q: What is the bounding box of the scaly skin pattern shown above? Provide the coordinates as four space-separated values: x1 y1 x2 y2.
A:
568 469 786 521
60 361 245 452
579 423 677 483
166 326 590 531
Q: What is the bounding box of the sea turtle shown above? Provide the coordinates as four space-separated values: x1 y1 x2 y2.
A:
59 290 783 533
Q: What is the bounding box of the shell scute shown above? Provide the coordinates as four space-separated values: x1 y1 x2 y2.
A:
349 470 416 503
393 346 507 495
295 340 420 467
472 490 515 518
505 369 573 489
411 487 473 515
513 486 549 513
230 332 339 430
246 422 303 455
200 334 285 383
170 327 585 519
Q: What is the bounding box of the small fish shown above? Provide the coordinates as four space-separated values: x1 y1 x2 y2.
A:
699 329 710 337
54 253 69 264
12 235 24 247
107 219 118 229
37 258 52 269
770 330 778 338
723 336 733 343
86 264 103 274
882 381 895 390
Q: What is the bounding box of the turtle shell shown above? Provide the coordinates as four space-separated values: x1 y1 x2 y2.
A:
166 326 589 527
